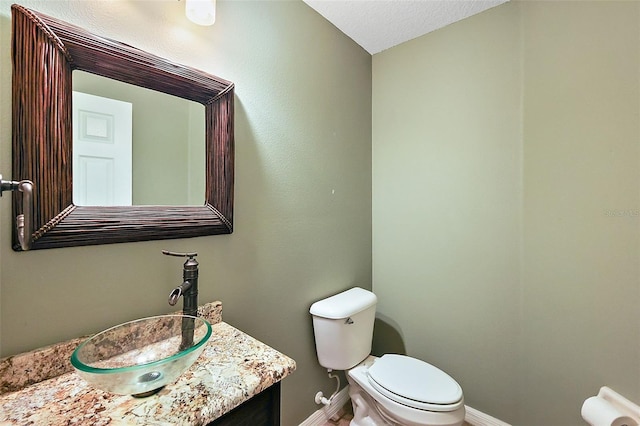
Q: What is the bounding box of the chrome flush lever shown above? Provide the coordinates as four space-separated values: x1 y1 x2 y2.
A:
0 174 34 251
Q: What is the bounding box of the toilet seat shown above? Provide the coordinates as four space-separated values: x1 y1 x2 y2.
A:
367 354 463 412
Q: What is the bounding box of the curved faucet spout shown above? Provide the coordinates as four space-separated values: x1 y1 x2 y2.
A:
168 287 182 306
168 281 193 306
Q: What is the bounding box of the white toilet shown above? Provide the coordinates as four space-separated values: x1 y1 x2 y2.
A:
310 287 465 426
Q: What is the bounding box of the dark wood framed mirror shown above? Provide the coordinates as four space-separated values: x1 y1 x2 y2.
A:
11 4 234 250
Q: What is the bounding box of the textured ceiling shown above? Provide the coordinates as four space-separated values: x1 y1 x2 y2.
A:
302 0 509 54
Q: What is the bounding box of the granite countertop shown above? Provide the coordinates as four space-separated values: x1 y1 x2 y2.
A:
0 302 296 425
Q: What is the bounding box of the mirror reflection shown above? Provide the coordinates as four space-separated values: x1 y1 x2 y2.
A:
72 71 205 206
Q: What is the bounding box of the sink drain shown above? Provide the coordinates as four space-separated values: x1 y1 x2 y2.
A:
131 371 165 398
138 371 162 383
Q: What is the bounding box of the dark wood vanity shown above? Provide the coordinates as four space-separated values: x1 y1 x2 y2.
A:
209 382 281 426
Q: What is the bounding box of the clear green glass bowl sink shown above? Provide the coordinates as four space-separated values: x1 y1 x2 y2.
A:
71 315 212 397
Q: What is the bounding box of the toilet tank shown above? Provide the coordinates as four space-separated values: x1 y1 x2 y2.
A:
309 287 377 370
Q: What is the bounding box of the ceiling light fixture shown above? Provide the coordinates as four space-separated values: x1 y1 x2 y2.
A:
185 0 216 26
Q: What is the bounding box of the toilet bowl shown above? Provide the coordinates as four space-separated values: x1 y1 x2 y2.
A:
310 287 465 426
347 355 465 426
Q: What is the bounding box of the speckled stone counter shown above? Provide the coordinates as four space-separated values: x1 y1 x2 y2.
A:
0 302 296 425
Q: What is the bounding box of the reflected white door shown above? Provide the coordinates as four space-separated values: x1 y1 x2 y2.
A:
72 91 133 206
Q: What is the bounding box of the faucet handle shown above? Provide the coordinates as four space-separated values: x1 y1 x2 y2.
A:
162 250 198 259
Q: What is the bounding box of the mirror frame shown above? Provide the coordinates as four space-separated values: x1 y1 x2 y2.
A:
11 4 234 250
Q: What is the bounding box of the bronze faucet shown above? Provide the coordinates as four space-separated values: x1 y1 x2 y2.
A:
163 250 199 350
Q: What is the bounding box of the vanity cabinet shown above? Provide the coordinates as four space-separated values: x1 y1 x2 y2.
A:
208 382 280 426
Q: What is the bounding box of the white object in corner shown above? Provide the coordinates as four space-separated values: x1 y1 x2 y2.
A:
582 387 640 426
299 386 351 426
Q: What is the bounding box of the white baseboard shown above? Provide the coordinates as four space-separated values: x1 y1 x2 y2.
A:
464 405 512 426
299 385 351 426
299 391 511 426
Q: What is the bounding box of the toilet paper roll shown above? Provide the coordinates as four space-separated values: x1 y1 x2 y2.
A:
582 396 638 426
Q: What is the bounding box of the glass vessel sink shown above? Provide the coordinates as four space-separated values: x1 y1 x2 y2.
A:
71 315 212 397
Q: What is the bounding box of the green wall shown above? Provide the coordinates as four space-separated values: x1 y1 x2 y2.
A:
0 1 372 425
373 1 639 424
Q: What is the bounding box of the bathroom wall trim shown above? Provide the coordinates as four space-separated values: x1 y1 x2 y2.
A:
464 405 512 426
299 386 351 426
299 387 512 426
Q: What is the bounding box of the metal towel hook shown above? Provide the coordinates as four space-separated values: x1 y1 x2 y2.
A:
0 174 34 251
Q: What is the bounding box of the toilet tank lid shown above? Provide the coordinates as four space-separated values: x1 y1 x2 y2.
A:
309 287 377 319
